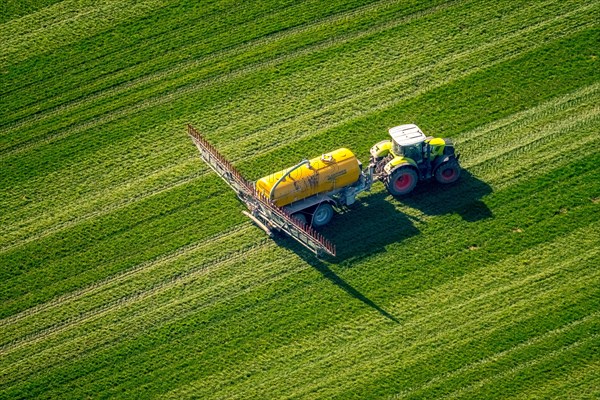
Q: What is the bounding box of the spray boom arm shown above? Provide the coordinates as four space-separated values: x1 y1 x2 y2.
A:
187 125 336 257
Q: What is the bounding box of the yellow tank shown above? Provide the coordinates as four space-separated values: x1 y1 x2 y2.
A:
256 148 361 207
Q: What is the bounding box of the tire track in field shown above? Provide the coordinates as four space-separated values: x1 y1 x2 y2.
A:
0 0 584 206
462 99 600 167
510 360 600 400
281 236 600 398
0 0 579 218
3 192 596 390
2 3 593 254
0 237 272 363
3 119 594 351
0 0 470 229
0 0 502 234
190 0 573 144
394 311 600 399
170 227 600 398
463 103 600 172
3 148 596 360
266 265 600 399
1 3 596 340
224 2 597 161
472 114 600 187
456 82 600 146
5 229 593 389
0 0 461 156
0 0 170 67
0 222 253 333
5 73 594 253
0 0 452 137
443 333 600 400
172 220 600 396
1 0 551 157
0 243 305 386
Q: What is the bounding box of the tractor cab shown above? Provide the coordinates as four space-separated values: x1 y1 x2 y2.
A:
389 124 427 164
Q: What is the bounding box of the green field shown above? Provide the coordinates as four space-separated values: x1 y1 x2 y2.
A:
1 0 599 398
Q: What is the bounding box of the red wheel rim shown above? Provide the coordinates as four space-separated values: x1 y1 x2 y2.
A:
394 173 413 191
442 167 456 180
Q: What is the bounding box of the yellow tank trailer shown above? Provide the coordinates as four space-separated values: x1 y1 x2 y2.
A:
256 148 361 207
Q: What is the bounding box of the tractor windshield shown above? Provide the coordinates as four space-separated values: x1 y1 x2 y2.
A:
400 143 423 163
392 141 403 156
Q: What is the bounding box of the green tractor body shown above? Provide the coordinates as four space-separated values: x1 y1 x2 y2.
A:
370 124 461 196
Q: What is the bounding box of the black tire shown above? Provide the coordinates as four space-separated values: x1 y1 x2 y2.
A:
435 160 461 184
291 212 307 226
312 203 334 227
385 167 418 196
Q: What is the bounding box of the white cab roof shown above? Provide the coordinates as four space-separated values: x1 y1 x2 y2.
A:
388 124 425 146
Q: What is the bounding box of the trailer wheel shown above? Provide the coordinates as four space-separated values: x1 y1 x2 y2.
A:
386 167 418 196
291 212 307 226
312 203 334 227
435 160 461 184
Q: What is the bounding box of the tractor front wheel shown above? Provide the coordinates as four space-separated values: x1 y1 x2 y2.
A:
386 167 418 196
312 203 334 228
435 160 461 184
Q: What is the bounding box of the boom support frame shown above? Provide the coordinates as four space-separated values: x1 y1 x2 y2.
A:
187 124 336 257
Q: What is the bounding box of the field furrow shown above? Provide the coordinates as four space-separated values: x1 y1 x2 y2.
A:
0 0 170 67
167 222 600 398
2 155 597 393
0 223 257 348
0 0 451 137
395 312 600 399
1 0 595 254
2 0 598 397
444 334 600 400
1 69 596 322
1 0 456 151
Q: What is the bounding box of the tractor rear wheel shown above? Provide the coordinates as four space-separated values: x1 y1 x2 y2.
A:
312 203 334 227
435 160 461 184
386 167 418 196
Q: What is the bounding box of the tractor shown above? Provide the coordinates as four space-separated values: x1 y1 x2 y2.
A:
370 124 461 196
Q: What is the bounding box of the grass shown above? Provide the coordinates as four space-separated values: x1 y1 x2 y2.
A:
1 0 599 398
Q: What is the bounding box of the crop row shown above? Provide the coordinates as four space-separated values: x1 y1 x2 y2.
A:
0 0 401 131
2 0 598 397
1 28 597 321
4 203 597 397
0 77 595 321
2 138 593 394
2 1 596 252
0 0 520 206
2 86 594 351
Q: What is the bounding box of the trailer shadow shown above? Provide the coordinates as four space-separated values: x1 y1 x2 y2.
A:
273 236 399 323
276 170 491 261
321 192 420 260
396 170 494 222
271 170 492 323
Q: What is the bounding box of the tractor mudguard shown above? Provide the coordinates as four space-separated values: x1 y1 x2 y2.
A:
432 154 458 173
370 140 392 159
426 138 446 158
384 156 418 175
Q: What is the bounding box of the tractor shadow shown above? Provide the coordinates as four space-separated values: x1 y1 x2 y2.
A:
276 170 492 261
397 170 494 222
